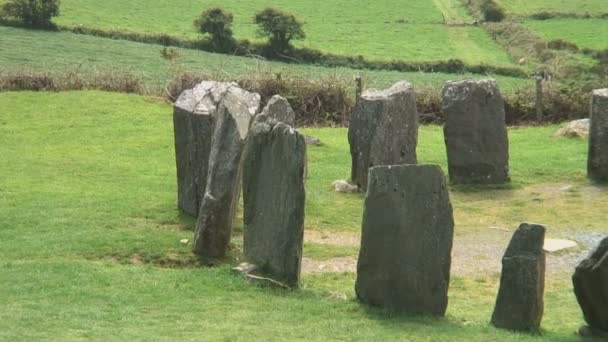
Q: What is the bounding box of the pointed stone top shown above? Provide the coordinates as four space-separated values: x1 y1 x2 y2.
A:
260 95 296 127
175 81 238 115
593 89 608 98
220 86 261 140
362 81 413 100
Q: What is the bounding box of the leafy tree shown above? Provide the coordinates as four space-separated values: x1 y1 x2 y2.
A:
254 8 305 52
1 0 60 29
194 7 235 51
481 0 505 22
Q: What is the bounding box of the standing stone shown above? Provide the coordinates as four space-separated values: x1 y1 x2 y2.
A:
348 81 418 190
588 89 608 181
442 79 509 184
572 236 608 336
192 87 261 258
491 223 546 332
173 81 237 216
257 95 296 127
242 121 306 288
355 164 454 316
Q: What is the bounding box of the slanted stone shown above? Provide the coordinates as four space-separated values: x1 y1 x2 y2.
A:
572 236 608 336
192 86 261 258
442 79 510 184
355 164 454 316
492 223 546 332
348 81 418 190
588 89 608 181
242 122 306 288
173 81 236 216
257 95 296 127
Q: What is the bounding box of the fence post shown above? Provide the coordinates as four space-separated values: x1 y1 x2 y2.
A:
535 75 543 123
355 76 363 104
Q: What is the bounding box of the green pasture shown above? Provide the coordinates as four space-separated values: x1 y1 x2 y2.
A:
496 0 607 16
525 19 608 50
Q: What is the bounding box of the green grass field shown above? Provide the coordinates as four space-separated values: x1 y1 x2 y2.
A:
47 0 515 66
496 0 607 16
0 26 532 92
0 91 603 340
525 19 608 50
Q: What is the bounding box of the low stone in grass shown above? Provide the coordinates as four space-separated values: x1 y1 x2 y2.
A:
173 81 236 216
192 86 261 258
572 236 608 337
243 121 306 288
587 89 608 181
491 223 546 332
442 79 509 184
348 81 418 190
355 164 454 316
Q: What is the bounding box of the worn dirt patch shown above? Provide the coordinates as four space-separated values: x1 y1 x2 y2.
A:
305 229 360 246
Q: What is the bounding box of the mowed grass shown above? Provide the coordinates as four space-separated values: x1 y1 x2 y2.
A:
0 26 532 91
524 19 608 50
0 90 596 340
48 0 515 66
496 0 607 16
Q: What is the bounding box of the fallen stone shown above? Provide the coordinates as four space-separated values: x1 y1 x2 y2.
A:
192 86 261 258
543 238 577 253
442 79 510 184
243 121 306 288
572 236 608 334
332 180 358 193
588 89 608 181
491 223 546 332
173 81 236 216
304 135 322 146
556 119 589 138
348 81 418 190
355 164 454 316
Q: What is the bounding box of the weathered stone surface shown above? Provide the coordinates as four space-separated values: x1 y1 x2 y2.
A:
588 89 608 181
257 95 296 127
173 81 237 216
556 119 589 138
442 79 510 184
242 122 306 288
348 81 418 190
491 223 546 332
192 86 261 258
572 236 608 333
355 164 454 316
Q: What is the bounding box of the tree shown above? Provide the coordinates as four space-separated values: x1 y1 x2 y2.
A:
481 0 505 22
254 8 305 52
1 0 60 29
194 7 235 51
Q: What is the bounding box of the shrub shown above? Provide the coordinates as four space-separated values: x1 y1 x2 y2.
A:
547 39 579 52
194 7 235 52
254 7 305 53
481 0 505 22
0 0 60 29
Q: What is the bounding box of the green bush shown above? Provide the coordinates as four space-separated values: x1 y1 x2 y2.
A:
547 39 579 52
254 7 305 53
481 0 505 22
194 7 235 52
1 0 60 29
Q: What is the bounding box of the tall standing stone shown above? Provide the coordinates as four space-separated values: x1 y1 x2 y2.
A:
588 89 608 181
173 81 236 216
192 87 261 258
242 121 306 288
491 223 546 332
442 79 509 184
355 164 454 316
348 81 418 190
572 236 608 337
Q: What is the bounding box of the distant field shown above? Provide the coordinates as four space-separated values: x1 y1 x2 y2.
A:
525 19 608 50
49 0 515 66
496 0 607 15
0 27 531 92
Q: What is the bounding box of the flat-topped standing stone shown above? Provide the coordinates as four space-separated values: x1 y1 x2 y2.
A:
173 81 237 216
242 122 306 288
573 236 608 336
256 95 296 127
588 89 608 181
492 223 546 332
442 79 509 184
192 86 261 258
348 81 418 190
355 164 454 316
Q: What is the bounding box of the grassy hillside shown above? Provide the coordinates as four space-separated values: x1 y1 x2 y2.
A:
1 90 601 340
524 19 608 50
0 26 531 91
495 0 607 16
50 0 515 66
